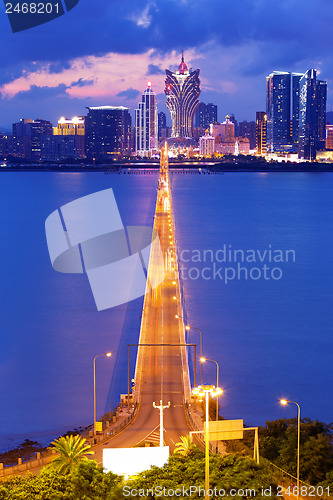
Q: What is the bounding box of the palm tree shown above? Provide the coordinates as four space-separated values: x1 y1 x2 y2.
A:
48 434 94 474
174 435 197 456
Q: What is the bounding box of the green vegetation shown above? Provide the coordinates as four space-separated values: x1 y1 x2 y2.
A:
0 439 45 466
174 435 197 456
226 418 333 485
0 460 123 499
47 435 94 474
127 451 278 499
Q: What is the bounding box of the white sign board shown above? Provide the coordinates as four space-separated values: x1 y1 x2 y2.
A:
204 419 244 440
103 446 170 476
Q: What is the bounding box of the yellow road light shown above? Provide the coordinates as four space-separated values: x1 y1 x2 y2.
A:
280 399 288 405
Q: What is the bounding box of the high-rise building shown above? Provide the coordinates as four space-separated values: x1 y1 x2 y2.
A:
256 112 267 155
85 106 131 160
41 135 85 160
292 73 303 146
165 54 200 138
55 116 85 136
158 112 166 140
195 102 218 129
266 71 291 152
326 124 333 150
13 118 53 159
238 120 256 149
194 102 207 128
316 80 327 151
135 82 158 156
206 103 218 126
298 69 327 160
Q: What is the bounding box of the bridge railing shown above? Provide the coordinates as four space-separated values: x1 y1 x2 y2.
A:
0 403 138 480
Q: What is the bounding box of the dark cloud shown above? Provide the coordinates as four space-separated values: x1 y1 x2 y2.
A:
70 78 95 87
116 88 140 100
14 84 68 100
146 64 164 75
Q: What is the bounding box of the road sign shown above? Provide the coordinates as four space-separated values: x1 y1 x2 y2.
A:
95 421 103 432
204 419 244 441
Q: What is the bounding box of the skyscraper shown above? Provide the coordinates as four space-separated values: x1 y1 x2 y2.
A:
256 112 267 155
135 82 158 156
266 71 291 152
298 69 327 160
158 111 166 140
195 102 218 128
292 73 303 146
12 118 53 159
165 54 200 138
206 103 218 126
85 106 131 160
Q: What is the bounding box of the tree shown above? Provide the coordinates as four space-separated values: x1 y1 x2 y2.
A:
48 434 94 475
127 451 278 499
174 435 197 457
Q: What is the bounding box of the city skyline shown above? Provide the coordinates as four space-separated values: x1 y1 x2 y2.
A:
0 0 333 129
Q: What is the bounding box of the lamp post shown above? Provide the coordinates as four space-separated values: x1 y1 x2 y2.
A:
176 317 203 385
192 385 223 500
280 399 301 500
200 358 220 421
93 352 111 434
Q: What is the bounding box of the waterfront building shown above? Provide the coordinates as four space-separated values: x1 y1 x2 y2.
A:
292 73 303 146
298 69 327 160
12 118 53 159
158 112 166 140
326 124 333 150
266 71 291 153
41 135 85 160
135 82 158 156
55 116 85 136
317 80 327 151
199 130 215 156
238 120 256 149
256 112 267 155
165 54 200 138
210 115 235 142
85 106 131 160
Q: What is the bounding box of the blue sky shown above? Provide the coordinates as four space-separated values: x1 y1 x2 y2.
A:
0 0 333 129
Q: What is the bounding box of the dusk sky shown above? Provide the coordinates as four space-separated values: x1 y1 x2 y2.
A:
0 0 333 130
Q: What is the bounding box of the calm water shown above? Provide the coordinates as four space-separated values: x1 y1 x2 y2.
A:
171 172 333 426
0 171 332 451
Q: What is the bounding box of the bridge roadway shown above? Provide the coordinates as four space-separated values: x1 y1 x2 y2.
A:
93 146 193 462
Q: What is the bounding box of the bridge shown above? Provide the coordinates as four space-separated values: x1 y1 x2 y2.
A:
96 143 194 451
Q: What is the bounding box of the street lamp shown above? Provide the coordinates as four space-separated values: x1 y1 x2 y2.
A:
280 399 301 500
93 352 111 434
175 318 203 385
192 385 223 500
200 358 220 421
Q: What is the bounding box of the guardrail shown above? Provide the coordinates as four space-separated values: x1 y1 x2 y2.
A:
0 403 138 480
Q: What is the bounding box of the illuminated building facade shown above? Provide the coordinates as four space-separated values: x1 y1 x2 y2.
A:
199 130 215 156
12 118 53 159
55 116 85 136
165 54 200 138
135 82 158 156
326 124 333 150
256 111 267 155
85 106 131 159
266 71 291 153
298 69 327 160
